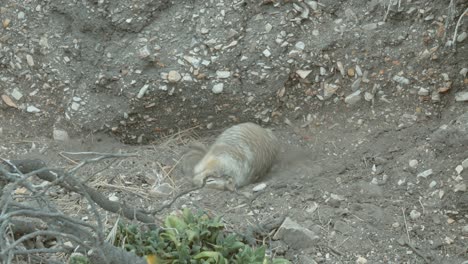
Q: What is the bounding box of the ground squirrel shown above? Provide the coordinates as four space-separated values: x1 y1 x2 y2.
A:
182 122 279 190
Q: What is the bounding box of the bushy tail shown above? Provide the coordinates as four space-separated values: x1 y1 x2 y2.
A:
180 142 207 177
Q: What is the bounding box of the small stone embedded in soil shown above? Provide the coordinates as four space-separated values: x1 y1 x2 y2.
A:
11 89 23 100
295 41 305 50
344 90 361 105
262 49 272 57
429 181 437 188
252 183 267 192
167 70 182 83
462 225 468 235
462 158 468 169
273 217 320 250
455 92 468 102
364 92 373 101
362 23 377 30
53 129 69 141
460 68 468 77
409 210 421 220
26 105 41 113
26 54 34 67
457 32 467 42
418 87 429 96
71 102 80 111
455 165 463 174
108 194 119 202
393 75 410 85
212 83 224 94
216 70 231 79
137 84 150 98
296 70 312 79
454 183 466 192
417 169 433 178
409 159 418 168
356 256 368 264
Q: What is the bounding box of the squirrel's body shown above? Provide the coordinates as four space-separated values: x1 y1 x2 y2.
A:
182 122 279 190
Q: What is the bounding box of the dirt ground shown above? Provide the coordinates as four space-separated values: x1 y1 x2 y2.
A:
1 0 468 263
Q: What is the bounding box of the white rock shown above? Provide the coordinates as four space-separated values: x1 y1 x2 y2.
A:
26 54 34 67
409 210 421 220
137 84 149 98
392 75 410 85
462 158 468 169
454 183 466 192
252 183 267 192
344 90 361 105
71 102 80 111
265 23 272 33
183 55 201 67
364 92 374 101
216 70 231 79
455 92 468 102
457 32 467 42
138 46 151 59
460 68 468 77
108 194 119 202
319 67 327 75
26 105 40 113
429 181 437 188
11 88 23 100
455 165 463 174
263 49 271 57
212 83 224 94
356 256 368 264
409 159 418 168
167 70 182 83
295 41 305 50
53 129 69 141
296 70 312 79
417 169 433 178
418 87 429 96
362 23 377 30
18 11 25 19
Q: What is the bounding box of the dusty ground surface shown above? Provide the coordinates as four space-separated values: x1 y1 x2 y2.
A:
1 0 468 263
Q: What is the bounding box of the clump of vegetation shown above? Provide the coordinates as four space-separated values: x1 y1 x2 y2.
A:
113 208 290 264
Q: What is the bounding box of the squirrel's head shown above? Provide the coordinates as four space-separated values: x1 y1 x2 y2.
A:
192 158 236 191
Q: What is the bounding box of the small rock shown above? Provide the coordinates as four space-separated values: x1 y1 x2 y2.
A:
138 46 151 59
71 102 80 111
72 97 82 102
417 169 433 178
137 84 149 98
455 165 463 174
351 78 361 91
167 70 182 83
457 32 467 42
273 217 320 250
18 12 25 19
26 105 40 113
265 23 272 33
152 183 173 195
418 87 429 96
319 67 327 76
460 68 468 77
409 159 419 168
356 256 368 264
183 55 201 67
212 83 224 94
362 23 377 30
462 225 468 235
53 129 69 141
344 90 361 105
347 68 355 77
252 183 267 192
393 75 410 85
200 27 209 34
216 70 231 79
455 92 468 102
336 61 345 76
2 18 10 28
295 41 305 50
323 83 339 99
409 210 421 220
454 183 466 192
26 54 34 67
462 158 468 169
364 92 374 101
429 181 437 188
263 49 271 57
431 92 440 102
108 194 119 202
11 89 23 100
296 70 312 79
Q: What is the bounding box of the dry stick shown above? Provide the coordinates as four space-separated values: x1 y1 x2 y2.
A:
452 7 468 49
402 207 411 244
9 159 155 224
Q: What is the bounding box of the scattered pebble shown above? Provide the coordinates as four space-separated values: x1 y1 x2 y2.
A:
212 83 224 94
417 87 429 96
26 105 40 113
462 158 468 169
462 225 468 235
295 41 305 50
409 210 421 220
393 75 410 85
263 49 272 57
167 70 182 83
455 165 463 174
356 256 368 264
71 102 80 111
26 54 34 67
362 23 377 31
296 70 312 79
2 18 11 28
417 169 433 178
11 89 23 100
216 70 231 79
252 183 267 192
18 12 25 19
53 129 69 141
344 90 361 105
455 92 468 102
429 181 437 188
409 159 418 168
460 68 468 77
137 84 149 98
364 92 374 101
457 32 467 42
108 194 119 202
454 183 466 192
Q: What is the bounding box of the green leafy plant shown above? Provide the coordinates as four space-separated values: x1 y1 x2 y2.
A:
113 208 290 264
